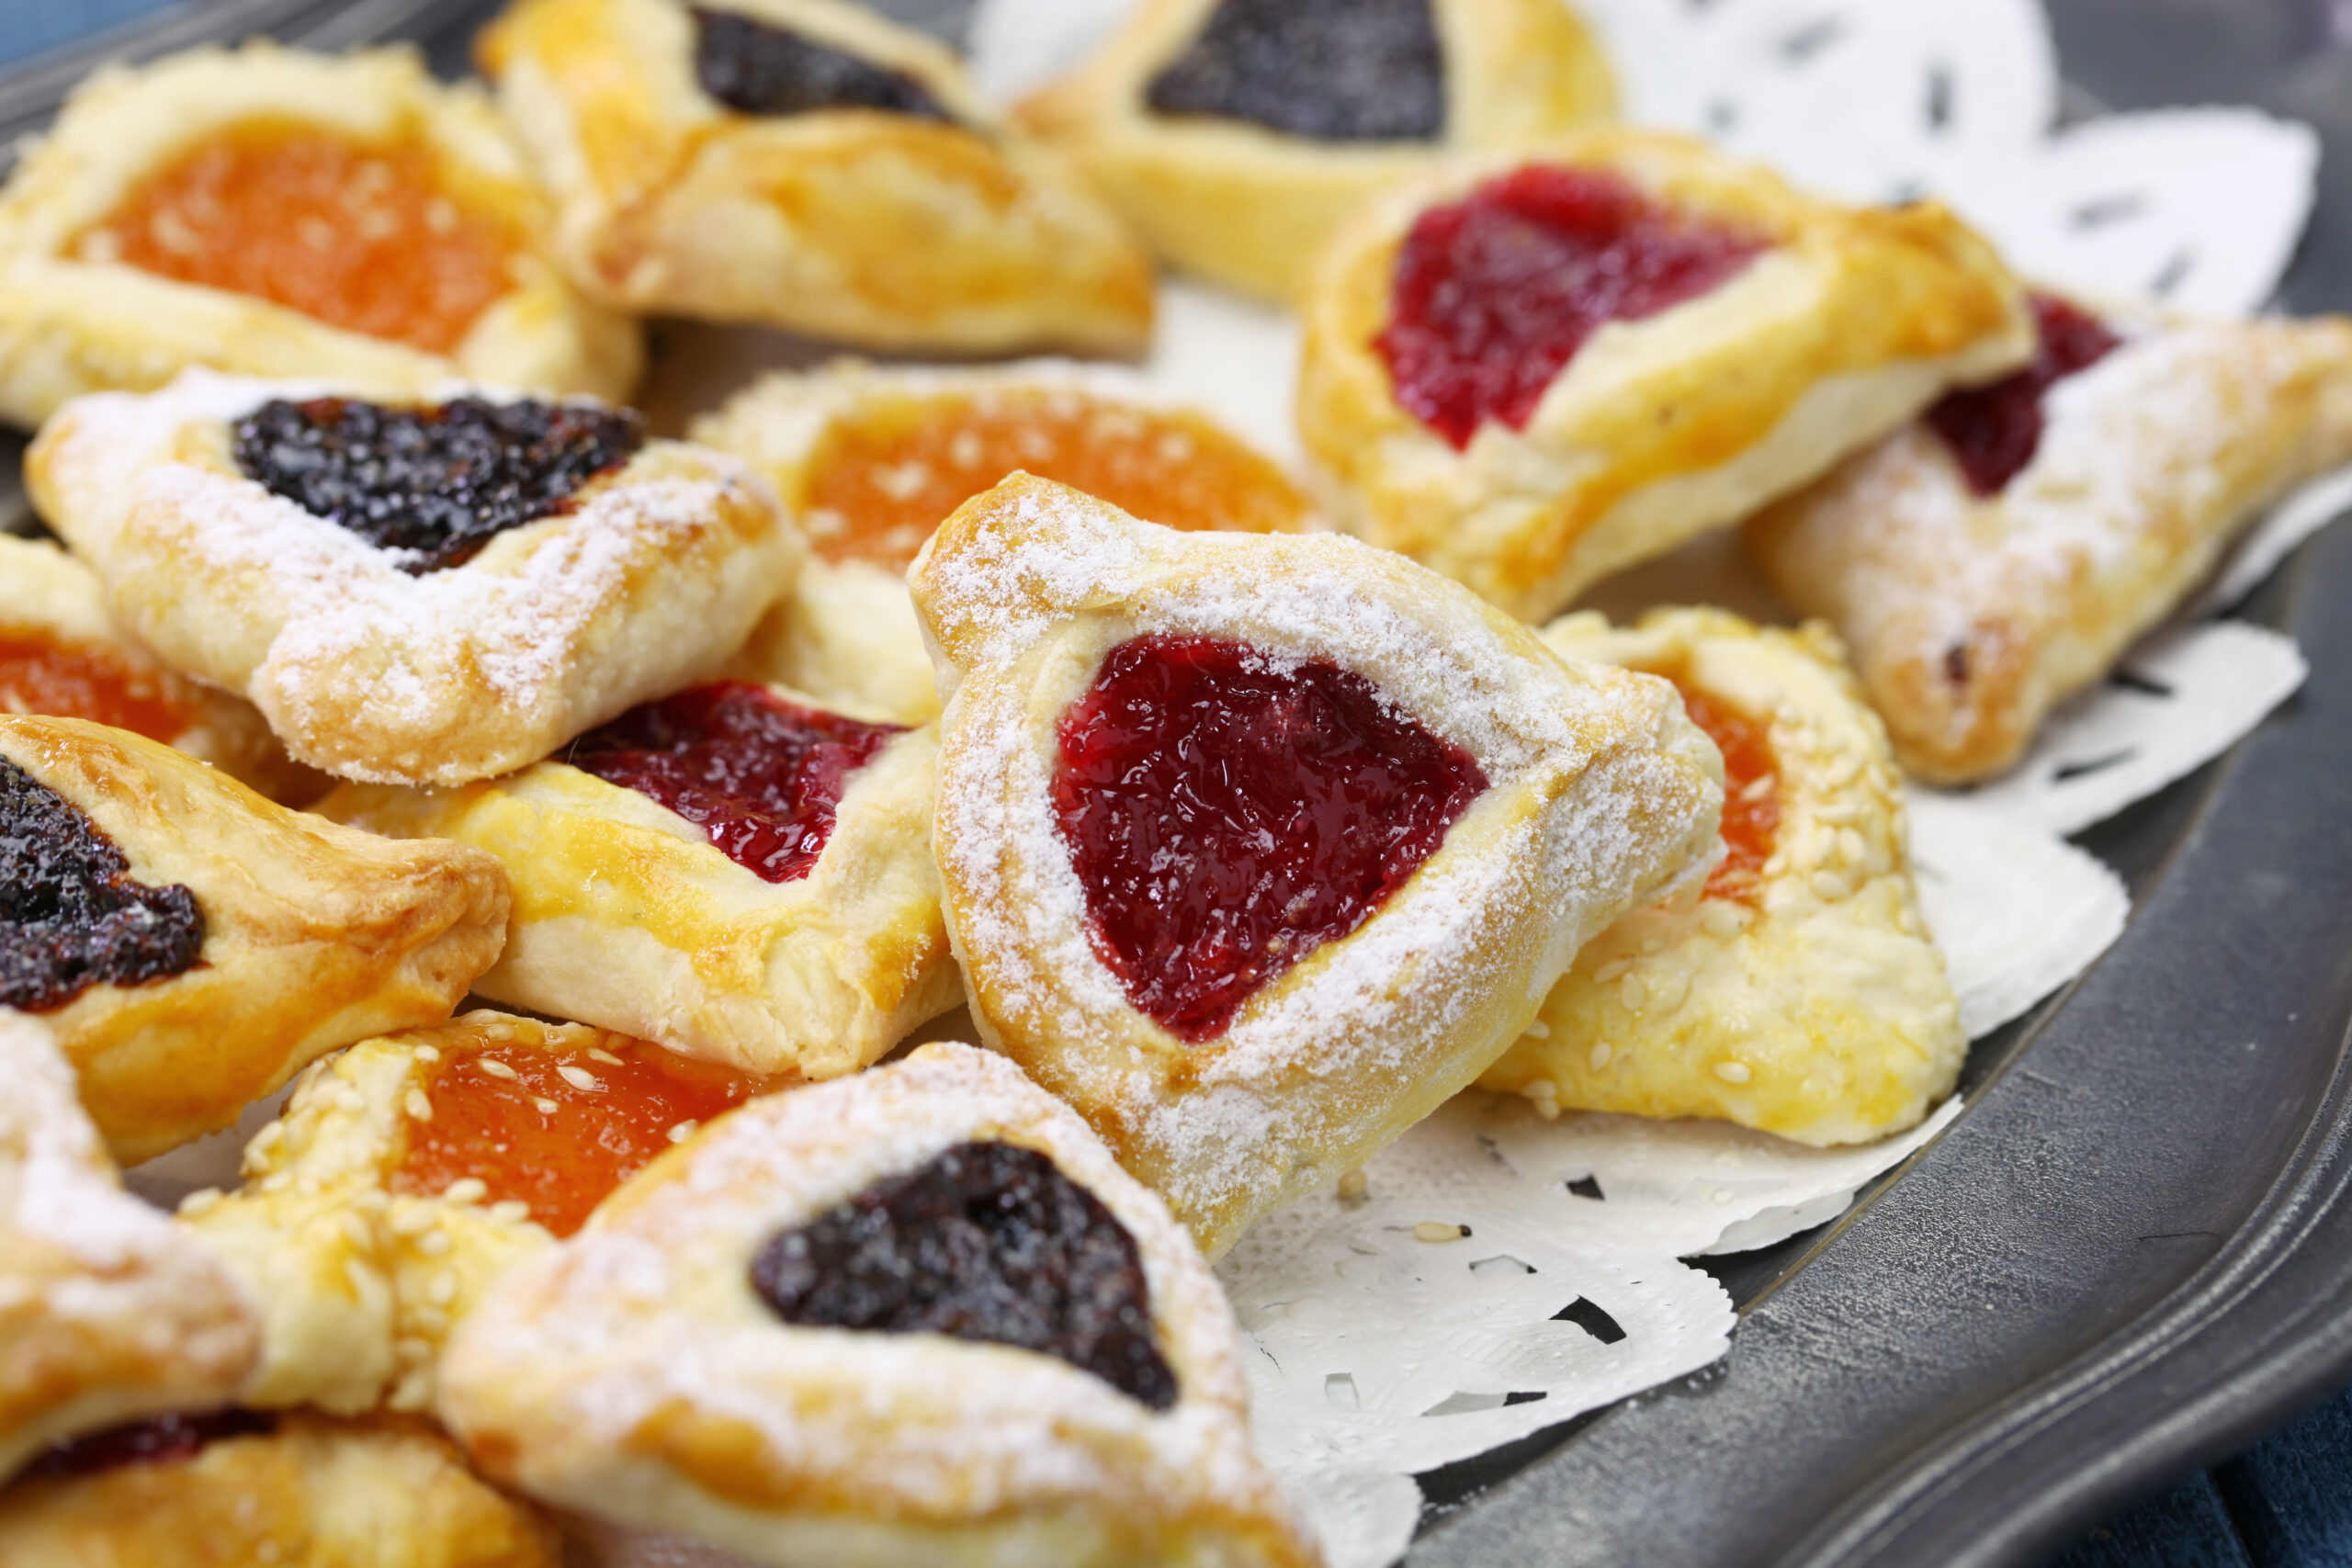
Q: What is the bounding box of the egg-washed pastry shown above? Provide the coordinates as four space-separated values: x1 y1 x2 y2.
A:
1478 608 1962 1145
0 535 320 804
28 369 799 786
692 361 1312 722
1746 294 2352 784
1297 130 2033 623
0 1409 561 1567
321 682 958 1078
437 1042 1318 1568
181 1012 777 1416
1016 0 1615 301
478 0 1155 355
0 715 508 1162
0 1011 259 1483
910 474 1724 1256
0 40 639 429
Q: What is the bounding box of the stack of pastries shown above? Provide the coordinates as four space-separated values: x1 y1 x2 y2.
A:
0 1 2346 1562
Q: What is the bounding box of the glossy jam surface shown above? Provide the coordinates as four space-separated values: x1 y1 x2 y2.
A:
1674 682 1779 908
1377 166 1768 449
27 1410 275 1481
1927 293 2122 497
752 1140 1176 1409
1053 635 1487 1043
83 118 516 355
803 391 1306 571
568 682 902 885
1145 0 1444 142
1 757 205 1013
0 636 193 740
232 395 646 573
692 7 951 121
390 1025 775 1238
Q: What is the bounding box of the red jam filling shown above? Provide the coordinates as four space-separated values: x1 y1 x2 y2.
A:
1927 293 2121 497
1375 165 1768 449
1052 634 1487 1042
1674 682 1779 908
0 635 194 739
567 682 904 885
27 1409 275 1480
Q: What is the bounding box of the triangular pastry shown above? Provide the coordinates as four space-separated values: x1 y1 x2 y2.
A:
909 474 1724 1255
436 1042 1317 1568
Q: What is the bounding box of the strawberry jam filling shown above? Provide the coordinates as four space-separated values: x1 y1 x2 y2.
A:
27 1409 275 1480
1376 166 1768 449
1927 293 2122 497
568 682 903 885
1674 682 1779 908
0 635 194 740
1053 634 1487 1043
1145 0 1445 143
803 390 1306 572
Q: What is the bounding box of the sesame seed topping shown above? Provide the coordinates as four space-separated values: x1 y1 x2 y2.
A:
1589 1042 1613 1070
1714 1061 1752 1084
404 1088 434 1122
666 1119 699 1144
477 1058 520 1080
557 1063 600 1092
533 1097 560 1115
1413 1222 1464 1243
444 1177 488 1203
1337 1168 1369 1201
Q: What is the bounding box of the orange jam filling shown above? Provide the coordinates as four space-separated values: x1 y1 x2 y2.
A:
80 118 520 355
390 1029 777 1237
801 390 1308 571
0 634 193 740
1676 682 1779 907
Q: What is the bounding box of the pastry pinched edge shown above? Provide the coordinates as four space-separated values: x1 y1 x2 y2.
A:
1 716 510 1163
1297 129 2034 622
480 0 1156 355
910 474 1724 1257
1745 307 2352 784
1015 0 1616 301
1480 607 1963 1145
0 40 640 429
437 1042 1320 1568
0 1011 260 1483
27 368 802 786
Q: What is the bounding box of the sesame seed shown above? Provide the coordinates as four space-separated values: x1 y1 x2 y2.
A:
490 1200 532 1223
260 1171 293 1194
588 1048 625 1066
666 1120 699 1144
1702 905 1743 940
1592 957 1632 984
557 1064 600 1092
428 1270 458 1305
1337 1168 1369 1201
1812 871 1851 901
1523 1019 1551 1039
1837 828 1866 867
443 1178 488 1204
1589 1042 1613 1070
412 1045 440 1064
416 1230 452 1257
477 1058 519 1080
404 1089 434 1122
533 1098 560 1116
1714 1062 1752 1084
1413 1222 1464 1243
177 1188 222 1216
1522 1078 1557 1101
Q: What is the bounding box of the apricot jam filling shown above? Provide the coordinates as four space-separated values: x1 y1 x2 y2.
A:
1927 292 2121 497
801 390 1308 573
1053 634 1487 1043
1673 681 1779 908
0 634 193 740
1377 165 1768 449
1145 0 1446 143
78 118 519 355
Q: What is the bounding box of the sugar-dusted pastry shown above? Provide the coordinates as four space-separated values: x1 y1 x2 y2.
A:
1477 608 1962 1145
910 474 1724 1255
0 1410 562 1566
479 0 1154 355
1016 0 1615 301
0 1011 260 1483
692 360 1312 721
0 41 639 428
1297 130 2033 622
1747 295 2352 784
0 716 508 1161
438 1041 1317 1568
182 1011 777 1416
28 370 799 785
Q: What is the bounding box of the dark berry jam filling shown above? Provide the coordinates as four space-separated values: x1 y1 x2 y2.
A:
1927 293 2122 497
1145 0 1445 143
752 1140 1177 1410
26 1409 274 1481
231 396 646 574
1376 165 1768 450
2 757 205 1013
692 8 953 122
1052 635 1487 1043
567 682 902 886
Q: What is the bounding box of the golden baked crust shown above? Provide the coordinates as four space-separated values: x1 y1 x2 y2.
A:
27 370 801 786
909 474 1724 1256
437 1042 1317 1568
1016 0 1616 300
1297 130 2033 622
1478 608 1963 1145
0 716 510 1163
0 1412 562 1567
0 1012 260 1483
319 692 959 1079
479 0 1155 355
0 41 639 428
1745 307 2352 784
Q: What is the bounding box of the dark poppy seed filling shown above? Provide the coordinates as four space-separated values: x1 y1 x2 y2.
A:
230 396 646 574
1 758 204 1013
1145 0 1445 143
692 7 954 122
751 1141 1178 1411
26 1409 276 1481
1926 292 2123 497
